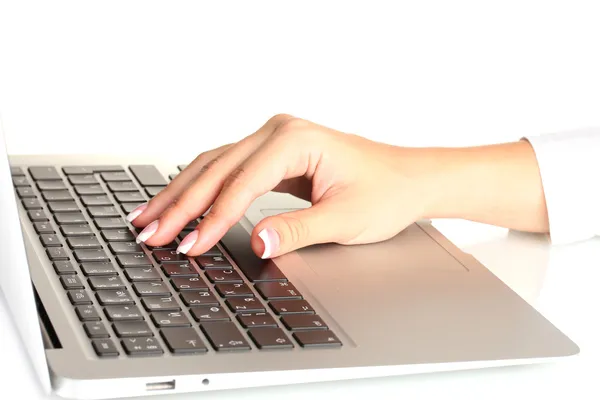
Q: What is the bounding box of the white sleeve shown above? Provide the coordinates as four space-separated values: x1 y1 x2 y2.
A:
523 127 600 245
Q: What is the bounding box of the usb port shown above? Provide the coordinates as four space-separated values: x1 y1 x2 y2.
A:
146 380 176 391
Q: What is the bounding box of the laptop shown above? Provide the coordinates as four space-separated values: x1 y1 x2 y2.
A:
0 118 579 399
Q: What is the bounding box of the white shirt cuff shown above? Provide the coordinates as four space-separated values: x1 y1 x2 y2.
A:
523 127 600 245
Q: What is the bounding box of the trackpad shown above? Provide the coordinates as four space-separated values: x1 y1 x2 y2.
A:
260 208 467 277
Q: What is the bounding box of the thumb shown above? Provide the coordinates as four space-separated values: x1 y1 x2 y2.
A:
251 201 345 258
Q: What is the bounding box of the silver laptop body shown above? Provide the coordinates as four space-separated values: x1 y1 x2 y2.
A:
0 121 579 399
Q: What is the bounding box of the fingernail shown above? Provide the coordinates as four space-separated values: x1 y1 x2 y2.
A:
126 203 148 222
136 220 159 243
258 228 280 259
177 230 198 254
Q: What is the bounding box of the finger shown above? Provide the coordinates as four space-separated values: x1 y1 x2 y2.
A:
140 114 295 247
128 142 232 227
175 127 318 256
251 199 347 258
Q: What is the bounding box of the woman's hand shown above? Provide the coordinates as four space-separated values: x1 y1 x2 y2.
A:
128 114 441 258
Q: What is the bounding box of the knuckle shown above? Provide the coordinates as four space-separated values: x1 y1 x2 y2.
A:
280 215 310 245
268 113 294 125
223 166 248 192
199 156 220 174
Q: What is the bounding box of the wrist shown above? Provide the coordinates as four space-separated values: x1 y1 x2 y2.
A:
415 140 547 231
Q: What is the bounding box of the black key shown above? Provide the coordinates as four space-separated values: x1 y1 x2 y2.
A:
42 190 73 201
225 297 266 313
29 166 61 180
255 282 302 300
241 261 287 283
168 174 178 180
60 275 84 289
47 247 69 260
101 171 131 182
142 297 180 312
87 206 120 217
109 242 143 254
54 212 87 224
53 261 77 275
89 276 125 290
153 250 189 264
190 305 230 322
68 174 97 185
182 220 200 230
75 305 101 321
161 263 198 277
96 289 134 305
63 166 123 175
237 312 277 328
10 166 24 176
60 224 94 237
124 267 161 282
200 245 222 257
102 229 135 242
269 300 315 315
293 331 342 347
171 276 208 291
22 198 42 209
220 226 288 282
92 339 119 357
104 305 144 321
117 254 152 267
13 176 30 186
74 184 105 195
145 186 165 197
37 180 66 191
177 165 187 171
129 165 168 186
180 291 219 307
151 311 191 327
67 236 102 249
147 241 178 250
281 315 328 331
40 234 61 247
206 269 243 284
195 255 232 270
114 192 145 203
34 222 54 234
81 262 117 276
200 322 250 351
160 327 207 354
67 289 92 305
74 249 109 262
121 202 144 213
248 328 294 349
80 195 112 206
133 282 170 297
48 201 79 212
113 321 153 337
94 218 127 229
107 181 138 192
215 283 254 298
16 187 35 198
28 210 48 221
84 322 110 338
121 337 163 356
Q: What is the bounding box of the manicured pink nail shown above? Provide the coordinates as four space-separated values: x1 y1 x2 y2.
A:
136 220 159 243
258 228 280 259
177 230 198 254
126 203 148 222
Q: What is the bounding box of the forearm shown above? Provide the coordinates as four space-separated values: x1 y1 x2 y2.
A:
420 140 549 233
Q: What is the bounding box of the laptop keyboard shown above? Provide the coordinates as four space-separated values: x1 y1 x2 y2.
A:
11 164 342 357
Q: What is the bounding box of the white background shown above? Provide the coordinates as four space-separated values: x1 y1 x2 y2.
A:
1 1 600 399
